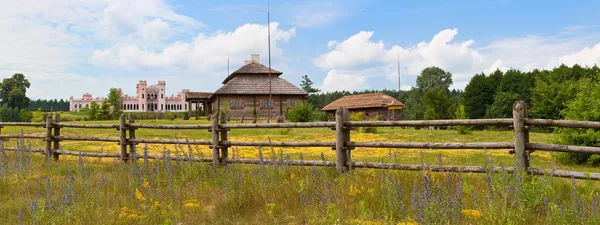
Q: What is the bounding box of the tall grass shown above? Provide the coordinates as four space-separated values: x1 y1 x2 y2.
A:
0 142 599 224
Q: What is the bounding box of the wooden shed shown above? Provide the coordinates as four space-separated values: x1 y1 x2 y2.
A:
322 93 406 121
210 55 307 119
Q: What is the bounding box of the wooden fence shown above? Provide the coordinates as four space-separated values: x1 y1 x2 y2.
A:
2 100 600 180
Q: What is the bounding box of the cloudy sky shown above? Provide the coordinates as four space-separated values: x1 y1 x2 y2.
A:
2 0 600 99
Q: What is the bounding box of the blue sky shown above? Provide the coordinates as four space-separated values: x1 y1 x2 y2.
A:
2 0 600 99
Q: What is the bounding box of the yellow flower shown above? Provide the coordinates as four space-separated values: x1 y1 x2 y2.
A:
396 218 419 225
461 209 482 219
135 188 146 202
153 201 160 209
349 185 361 196
290 172 296 180
266 203 277 214
143 178 149 188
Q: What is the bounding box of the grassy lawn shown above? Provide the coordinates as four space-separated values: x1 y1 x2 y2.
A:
3 118 598 173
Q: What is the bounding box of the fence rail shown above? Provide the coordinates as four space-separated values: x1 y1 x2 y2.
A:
1 100 600 180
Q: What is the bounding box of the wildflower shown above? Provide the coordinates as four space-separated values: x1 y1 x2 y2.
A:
349 185 361 196
184 202 200 208
143 178 149 188
266 203 277 214
135 188 146 202
461 209 481 219
396 218 419 225
153 201 160 209
290 172 296 180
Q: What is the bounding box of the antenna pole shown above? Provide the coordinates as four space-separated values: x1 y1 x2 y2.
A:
397 52 401 92
227 53 230 75
267 0 272 118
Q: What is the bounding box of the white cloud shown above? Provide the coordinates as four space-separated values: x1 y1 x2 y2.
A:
91 23 296 72
320 70 368 92
315 28 600 91
0 0 207 99
556 43 600 67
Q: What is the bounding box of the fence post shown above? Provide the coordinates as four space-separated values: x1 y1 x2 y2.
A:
211 112 220 167
52 113 61 160
335 108 351 172
119 114 128 163
512 100 529 172
220 112 228 162
45 113 53 160
128 114 136 161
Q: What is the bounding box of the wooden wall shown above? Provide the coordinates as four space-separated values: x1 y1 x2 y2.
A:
212 94 305 117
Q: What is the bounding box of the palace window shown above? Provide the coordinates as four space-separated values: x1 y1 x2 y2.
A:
79 104 82 109
161 94 163 99
161 104 163 110
230 99 242 109
263 99 272 109
85 104 89 108
142 94 144 99
185 104 187 110
74 104 77 108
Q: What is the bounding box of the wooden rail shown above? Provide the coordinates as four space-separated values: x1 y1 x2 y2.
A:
1 100 600 180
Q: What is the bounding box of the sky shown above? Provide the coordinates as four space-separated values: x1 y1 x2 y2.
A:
2 0 600 99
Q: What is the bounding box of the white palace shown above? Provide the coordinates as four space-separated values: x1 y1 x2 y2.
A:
69 80 199 112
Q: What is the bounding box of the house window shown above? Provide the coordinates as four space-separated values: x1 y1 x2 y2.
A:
263 99 272 109
185 104 187 110
79 104 82 109
230 99 242 109
161 104 163 110
85 104 89 108
142 94 144 99
74 104 77 108
161 94 163 99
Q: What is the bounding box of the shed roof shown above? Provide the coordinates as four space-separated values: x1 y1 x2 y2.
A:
212 74 307 96
185 92 213 100
322 93 405 111
222 61 283 84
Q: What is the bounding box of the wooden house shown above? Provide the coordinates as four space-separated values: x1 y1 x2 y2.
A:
322 93 406 121
210 55 307 118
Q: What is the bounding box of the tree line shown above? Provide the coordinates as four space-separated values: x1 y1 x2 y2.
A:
302 64 600 122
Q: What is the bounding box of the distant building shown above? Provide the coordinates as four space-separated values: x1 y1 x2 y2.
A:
208 54 308 118
69 81 200 112
322 93 406 121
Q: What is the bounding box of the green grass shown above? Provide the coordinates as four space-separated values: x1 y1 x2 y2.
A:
0 150 599 224
1 119 600 224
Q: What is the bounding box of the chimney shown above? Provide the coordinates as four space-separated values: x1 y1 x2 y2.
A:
251 54 260 63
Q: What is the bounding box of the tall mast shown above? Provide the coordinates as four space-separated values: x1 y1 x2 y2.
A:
397 52 401 93
267 0 272 116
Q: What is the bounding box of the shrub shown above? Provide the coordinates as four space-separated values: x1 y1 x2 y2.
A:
286 103 316 122
31 108 45 122
349 111 377 133
556 80 600 165
19 109 32 122
454 105 472 135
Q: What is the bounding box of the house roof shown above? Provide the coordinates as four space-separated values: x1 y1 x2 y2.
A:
185 92 213 100
212 74 307 96
222 61 283 84
322 93 406 111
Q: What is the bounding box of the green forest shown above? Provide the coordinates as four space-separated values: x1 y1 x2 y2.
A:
306 64 600 122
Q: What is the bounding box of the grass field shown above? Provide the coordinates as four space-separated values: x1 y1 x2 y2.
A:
2 119 600 224
4 118 598 173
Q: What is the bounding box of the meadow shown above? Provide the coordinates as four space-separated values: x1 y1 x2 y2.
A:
2 118 600 224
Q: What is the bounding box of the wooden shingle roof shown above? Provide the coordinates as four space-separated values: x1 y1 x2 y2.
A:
322 93 405 111
212 74 307 96
222 61 283 84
